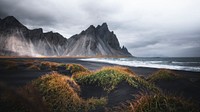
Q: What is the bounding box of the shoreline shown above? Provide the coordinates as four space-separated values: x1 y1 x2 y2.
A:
1 57 199 76
0 55 133 59
0 57 200 110
0 58 199 88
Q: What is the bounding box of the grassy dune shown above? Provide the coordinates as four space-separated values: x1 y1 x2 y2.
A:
110 93 199 112
73 66 159 92
0 60 199 112
147 69 182 82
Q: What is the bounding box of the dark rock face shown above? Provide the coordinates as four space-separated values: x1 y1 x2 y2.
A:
0 16 132 57
0 16 27 31
66 22 132 56
0 16 68 56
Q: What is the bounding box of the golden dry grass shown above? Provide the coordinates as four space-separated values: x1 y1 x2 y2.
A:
27 72 106 112
112 93 199 112
73 66 159 92
40 61 62 70
66 63 90 74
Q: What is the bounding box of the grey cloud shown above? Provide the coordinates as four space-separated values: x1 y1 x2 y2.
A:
126 40 159 49
0 0 200 57
0 0 57 28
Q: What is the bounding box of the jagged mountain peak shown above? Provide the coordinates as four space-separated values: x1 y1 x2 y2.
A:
82 22 111 37
67 23 132 56
4 16 18 21
96 22 109 31
122 46 129 53
85 22 109 32
101 22 108 29
88 25 95 29
102 22 108 26
0 16 132 57
0 16 26 30
85 25 96 34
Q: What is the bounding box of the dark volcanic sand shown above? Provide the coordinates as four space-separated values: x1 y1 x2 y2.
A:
0 58 200 109
0 58 199 87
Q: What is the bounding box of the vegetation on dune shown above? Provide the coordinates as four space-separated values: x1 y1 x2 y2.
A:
0 60 64 71
66 63 90 74
27 64 41 70
0 60 90 73
0 82 48 112
72 71 91 80
31 72 83 112
29 72 106 112
73 66 159 92
114 93 199 112
1 61 198 112
147 69 181 82
39 61 62 70
0 72 107 112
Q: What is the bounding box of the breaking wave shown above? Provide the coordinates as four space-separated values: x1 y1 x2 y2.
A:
80 58 200 72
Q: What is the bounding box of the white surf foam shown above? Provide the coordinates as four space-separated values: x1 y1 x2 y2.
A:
79 58 200 72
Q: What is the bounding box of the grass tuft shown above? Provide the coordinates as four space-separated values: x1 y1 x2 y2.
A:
66 63 90 74
39 61 62 70
147 69 181 82
29 72 106 112
115 93 199 112
0 72 107 112
73 66 159 92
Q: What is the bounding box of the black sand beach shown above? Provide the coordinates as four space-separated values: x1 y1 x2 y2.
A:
0 58 199 87
0 58 200 112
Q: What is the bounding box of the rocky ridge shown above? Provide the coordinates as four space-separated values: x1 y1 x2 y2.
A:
0 16 132 57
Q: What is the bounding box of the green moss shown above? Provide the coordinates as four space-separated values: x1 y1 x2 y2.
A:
73 66 159 92
147 69 181 82
66 63 90 74
118 93 199 112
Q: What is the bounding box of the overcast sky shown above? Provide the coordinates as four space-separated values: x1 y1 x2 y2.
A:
0 0 200 57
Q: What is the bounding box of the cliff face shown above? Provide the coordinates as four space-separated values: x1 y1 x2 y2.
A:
0 16 132 57
66 23 132 56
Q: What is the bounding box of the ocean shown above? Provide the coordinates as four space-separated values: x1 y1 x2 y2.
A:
79 57 200 72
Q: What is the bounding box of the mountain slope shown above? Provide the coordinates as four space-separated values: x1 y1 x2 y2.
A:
66 23 131 56
0 16 68 56
0 16 132 57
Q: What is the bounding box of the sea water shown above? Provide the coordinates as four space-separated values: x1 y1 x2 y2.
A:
80 57 200 72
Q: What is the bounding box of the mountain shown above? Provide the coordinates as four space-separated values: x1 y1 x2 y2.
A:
0 16 132 57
